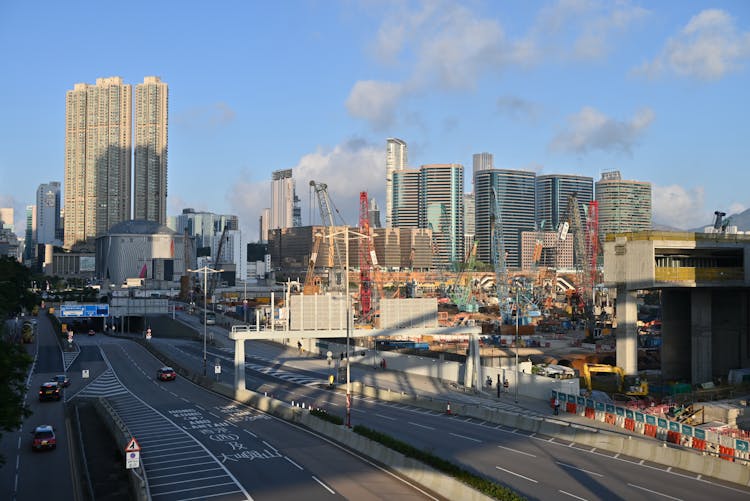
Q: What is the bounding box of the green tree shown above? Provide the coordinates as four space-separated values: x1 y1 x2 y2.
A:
0 340 32 465
0 256 35 466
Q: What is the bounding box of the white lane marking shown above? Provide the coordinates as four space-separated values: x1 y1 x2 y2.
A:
285 456 304 470
408 421 436 431
244 429 258 438
628 483 683 500
262 441 279 454
556 461 604 477
498 445 536 457
559 489 589 500
449 432 482 443
496 465 538 483
376 413 397 421
312 475 336 494
148 466 223 480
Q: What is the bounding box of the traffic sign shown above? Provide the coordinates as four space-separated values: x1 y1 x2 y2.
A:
125 437 141 452
82 369 90 378
126 451 140 469
214 364 221 374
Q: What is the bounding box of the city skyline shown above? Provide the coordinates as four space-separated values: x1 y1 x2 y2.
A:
1 1 749 239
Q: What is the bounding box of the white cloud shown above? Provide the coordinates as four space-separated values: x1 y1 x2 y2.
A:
652 184 706 229
549 106 654 154
350 0 648 129
728 202 748 216
634 9 750 80
345 81 406 129
228 139 384 237
534 0 649 61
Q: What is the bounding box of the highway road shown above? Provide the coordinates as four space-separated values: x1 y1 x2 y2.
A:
0 314 77 501
155 314 750 501
67 334 440 501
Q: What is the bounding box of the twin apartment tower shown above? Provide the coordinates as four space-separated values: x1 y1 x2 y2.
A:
64 76 168 249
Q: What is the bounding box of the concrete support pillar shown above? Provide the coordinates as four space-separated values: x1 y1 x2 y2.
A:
234 338 246 398
615 285 638 375
691 289 712 384
661 289 691 381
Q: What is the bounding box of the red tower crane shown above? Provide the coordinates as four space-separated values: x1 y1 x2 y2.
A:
359 191 372 319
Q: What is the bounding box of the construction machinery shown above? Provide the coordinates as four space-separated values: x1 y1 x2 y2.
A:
580 363 649 396
302 232 323 295
491 186 509 317
449 240 479 312
309 180 346 291
207 224 229 300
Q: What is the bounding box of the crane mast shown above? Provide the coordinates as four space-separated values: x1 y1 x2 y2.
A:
309 180 346 291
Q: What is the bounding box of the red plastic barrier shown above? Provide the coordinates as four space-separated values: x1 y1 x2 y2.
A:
667 431 681 444
719 445 736 462
644 424 657 437
584 407 595 420
624 418 635 431
692 438 706 451
565 402 576 414
604 413 616 425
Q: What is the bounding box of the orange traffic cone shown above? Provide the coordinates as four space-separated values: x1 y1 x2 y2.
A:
446 401 452 415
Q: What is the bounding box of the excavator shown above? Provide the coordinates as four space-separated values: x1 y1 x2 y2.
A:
580 363 649 397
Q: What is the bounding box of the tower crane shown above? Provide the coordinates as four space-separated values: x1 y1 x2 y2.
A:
309 181 346 291
302 232 323 294
565 193 596 335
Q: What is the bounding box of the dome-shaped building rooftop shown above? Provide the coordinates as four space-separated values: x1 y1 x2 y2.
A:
107 219 176 236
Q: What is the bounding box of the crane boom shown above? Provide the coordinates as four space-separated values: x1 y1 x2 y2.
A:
492 186 509 314
309 180 346 290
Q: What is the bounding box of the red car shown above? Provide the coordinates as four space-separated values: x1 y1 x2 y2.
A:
31 425 56 451
38 382 61 401
156 367 176 381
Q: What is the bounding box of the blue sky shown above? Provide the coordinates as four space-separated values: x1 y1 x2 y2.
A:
1 0 749 239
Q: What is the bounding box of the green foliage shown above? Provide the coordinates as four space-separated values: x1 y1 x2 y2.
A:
0 340 33 466
0 256 37 318
309 408 344 425
353 425 526 501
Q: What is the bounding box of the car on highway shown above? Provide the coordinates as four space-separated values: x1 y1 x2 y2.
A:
38 382 61 401
88 329 96 336
31 425 56 451
49 374 70 387
156 367 176 381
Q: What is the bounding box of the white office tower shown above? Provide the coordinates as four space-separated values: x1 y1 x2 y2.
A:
386 138 408 228
65 77 132 248
134 76 169 224
36 182 62 245
271 169 295 230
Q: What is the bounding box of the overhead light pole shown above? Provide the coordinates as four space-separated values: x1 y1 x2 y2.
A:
188 260 223 377
329 227 373 428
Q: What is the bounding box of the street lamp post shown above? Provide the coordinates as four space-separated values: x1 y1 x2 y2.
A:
187 263 223 377
514 280 520 404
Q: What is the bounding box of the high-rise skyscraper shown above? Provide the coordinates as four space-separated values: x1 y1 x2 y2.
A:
36 182 61 245
65 77 132 248
134 76 169 224
475 169 536 268
385 138 408 228
392 168 420 228
419 164 464 269
472 152 493 189
536 174 593 232
24 205 36 263
595 170 652 239
271 169 295 230
260 208 270 243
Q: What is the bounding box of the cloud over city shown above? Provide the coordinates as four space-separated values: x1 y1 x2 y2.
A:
229 138 383 237
549 106 655 155
634 9 750 80
652 184 707 229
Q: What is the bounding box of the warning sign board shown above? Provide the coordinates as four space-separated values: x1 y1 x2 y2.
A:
125 437 141 452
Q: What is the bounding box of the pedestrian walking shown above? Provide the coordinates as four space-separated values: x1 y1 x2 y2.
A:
553 397 560 415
